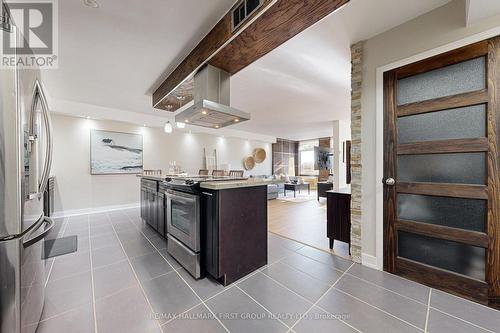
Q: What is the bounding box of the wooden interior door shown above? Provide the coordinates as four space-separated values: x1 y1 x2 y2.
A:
383 38 500 307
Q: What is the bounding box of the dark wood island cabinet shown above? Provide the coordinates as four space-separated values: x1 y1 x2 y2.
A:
201 184 268 286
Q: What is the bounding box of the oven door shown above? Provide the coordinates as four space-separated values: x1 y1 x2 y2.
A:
166 190 200 252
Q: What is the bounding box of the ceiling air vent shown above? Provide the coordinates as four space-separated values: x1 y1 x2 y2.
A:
1 3 12 32
232 0 262 31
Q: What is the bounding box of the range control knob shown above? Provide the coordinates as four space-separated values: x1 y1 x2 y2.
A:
185 179 195 185
165 177 172 182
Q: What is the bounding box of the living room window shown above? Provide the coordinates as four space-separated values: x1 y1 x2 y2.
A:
299 139 319 176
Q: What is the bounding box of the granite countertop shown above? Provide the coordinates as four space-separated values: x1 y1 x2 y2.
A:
200 179 285 190
136 174 170 181
326 187 351 195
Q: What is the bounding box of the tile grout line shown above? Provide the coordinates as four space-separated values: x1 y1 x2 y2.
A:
22 220 69 329
44 216 69 287
332 287 425 332
430 306 495 333
234 284 293 330
269 231 351 261
35 304 90 324
343 271 429 306
258 270 315 305
161 284 238 326
122 210 232 333
282 248 431 309
424 289 432 332
288 262 362 333
276 256 345 286
87 215 99 333
431 287 500 312
59 210 499 333
257 268 358 330
35 217 87 326
106 212 165 333
117 210 496 333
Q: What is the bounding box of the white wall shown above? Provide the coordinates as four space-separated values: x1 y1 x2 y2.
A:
361 0 500 259
51 114 272 214
333 120 351 191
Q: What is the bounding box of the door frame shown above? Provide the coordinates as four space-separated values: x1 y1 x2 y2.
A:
374 26 500 271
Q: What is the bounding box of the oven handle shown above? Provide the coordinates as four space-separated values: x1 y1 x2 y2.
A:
166 192 197 203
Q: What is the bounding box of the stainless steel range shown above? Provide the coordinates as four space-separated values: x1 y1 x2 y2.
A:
163 176 245 279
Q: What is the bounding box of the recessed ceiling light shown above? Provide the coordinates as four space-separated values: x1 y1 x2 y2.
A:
83 0 100 8
185 119 189 123
234 118 239 122
201 110 207 115
215 125 219 129
176 122 186 129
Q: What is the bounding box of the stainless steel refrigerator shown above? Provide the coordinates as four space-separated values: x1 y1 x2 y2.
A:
0 6 54 333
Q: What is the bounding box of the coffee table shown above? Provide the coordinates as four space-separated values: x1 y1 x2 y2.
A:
284 183 310 198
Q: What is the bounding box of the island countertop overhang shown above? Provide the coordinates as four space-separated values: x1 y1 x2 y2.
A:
199 179 284 190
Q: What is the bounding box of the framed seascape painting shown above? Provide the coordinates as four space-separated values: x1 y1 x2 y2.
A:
90 130 143 175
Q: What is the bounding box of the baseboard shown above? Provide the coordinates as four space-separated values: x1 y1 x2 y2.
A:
361 253 379 270
52 203 140 219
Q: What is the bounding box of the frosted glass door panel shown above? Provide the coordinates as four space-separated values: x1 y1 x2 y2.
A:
397 57 486 105
398 194 486 232
397 153 486 184
397 105 486 144
398 232 485 281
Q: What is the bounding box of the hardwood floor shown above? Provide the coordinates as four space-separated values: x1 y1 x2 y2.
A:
268 194 350 258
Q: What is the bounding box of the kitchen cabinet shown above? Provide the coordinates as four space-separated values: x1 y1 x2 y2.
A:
201 185 268 286
140 178 166 237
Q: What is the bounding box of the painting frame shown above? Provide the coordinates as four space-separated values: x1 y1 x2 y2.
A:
90 129 144 175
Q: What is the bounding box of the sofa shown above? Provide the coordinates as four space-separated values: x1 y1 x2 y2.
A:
267 183 284 200
250 175 285 200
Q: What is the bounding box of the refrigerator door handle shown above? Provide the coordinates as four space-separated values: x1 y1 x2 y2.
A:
33 80 53 194
22 216 54 248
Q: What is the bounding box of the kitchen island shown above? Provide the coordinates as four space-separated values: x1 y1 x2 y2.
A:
138 175 271 285
200 182 268 285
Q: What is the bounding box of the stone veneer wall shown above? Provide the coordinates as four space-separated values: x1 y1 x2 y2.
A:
350 41 364 263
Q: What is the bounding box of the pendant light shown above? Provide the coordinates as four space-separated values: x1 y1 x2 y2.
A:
164 121 173 134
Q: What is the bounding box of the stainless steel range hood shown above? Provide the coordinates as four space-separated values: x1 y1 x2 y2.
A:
175 65 250 129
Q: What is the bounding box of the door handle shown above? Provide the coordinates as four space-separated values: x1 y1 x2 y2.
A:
384 178 396 186
23 216 55 248
33 80 53 194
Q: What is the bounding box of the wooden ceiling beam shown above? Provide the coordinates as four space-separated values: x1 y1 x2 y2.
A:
153 0 350 111
152 0 275 108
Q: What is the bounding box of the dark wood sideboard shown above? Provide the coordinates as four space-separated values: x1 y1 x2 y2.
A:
326 189 351 253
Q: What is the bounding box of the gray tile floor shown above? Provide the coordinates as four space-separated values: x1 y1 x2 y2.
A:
34 208 500 333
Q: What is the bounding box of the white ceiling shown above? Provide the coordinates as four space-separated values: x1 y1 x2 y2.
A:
43 0 452 141
466 0 500 26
